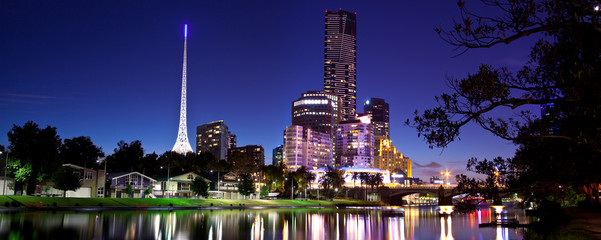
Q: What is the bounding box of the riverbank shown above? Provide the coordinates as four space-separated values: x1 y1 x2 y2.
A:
563 207 601 239
0 196 386 212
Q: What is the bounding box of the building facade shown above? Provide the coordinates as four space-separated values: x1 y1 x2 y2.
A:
335 118 374 168
283 125 333 171
373 139 412 178
228 145 265 167
272 145 283 166
364 98 390 139
196 120 231 160
154 172 209 198
324 10 357 121
35 163 106 198
292 91 341 137
107 172 156 198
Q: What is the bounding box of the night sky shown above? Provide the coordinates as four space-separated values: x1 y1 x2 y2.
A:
0 1 539 181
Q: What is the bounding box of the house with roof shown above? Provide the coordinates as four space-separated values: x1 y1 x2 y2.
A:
33 163 106 198
107 172 156 198
153 172 209 198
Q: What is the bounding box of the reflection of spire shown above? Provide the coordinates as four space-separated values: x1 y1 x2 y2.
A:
172 24 194 154
440 216 454 240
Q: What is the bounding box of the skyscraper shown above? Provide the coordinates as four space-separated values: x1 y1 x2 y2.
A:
324 10 357 121
292 90 341 137
172 24 194 154
364 98 390 139
283 125 333 171
196 120 231 160
335 116 374 168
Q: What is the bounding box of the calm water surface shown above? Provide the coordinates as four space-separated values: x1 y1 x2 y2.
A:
0 205 533 239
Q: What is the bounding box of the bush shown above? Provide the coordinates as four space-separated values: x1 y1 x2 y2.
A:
4 201 9 207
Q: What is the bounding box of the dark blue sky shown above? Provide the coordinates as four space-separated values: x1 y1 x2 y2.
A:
0 1 538 180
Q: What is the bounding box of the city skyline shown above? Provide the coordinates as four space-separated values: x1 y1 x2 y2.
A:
0 1 533 180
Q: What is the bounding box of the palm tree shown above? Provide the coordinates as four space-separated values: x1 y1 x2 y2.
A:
359 172 369 200
351 172 359 188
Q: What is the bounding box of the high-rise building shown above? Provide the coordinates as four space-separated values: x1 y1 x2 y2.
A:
292 91 341 137
228 145 265 167
334 116 374 168
364 98 390 139
172 24 194 154
374 139 412 178
324 10 357 121
229 134 237 148
272 145 283 166
283 125 333 171
540 103 560 135
196 120 231 160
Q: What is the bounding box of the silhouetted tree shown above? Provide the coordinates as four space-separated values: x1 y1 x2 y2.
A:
7 121 62 195
238 173 255 199
60 136 105 169
408 0 601 207
52 166 82 197
190 177 210 198
105 140 144 173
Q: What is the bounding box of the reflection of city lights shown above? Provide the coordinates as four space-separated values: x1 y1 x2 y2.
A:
251 215 264 240
309 214 325 240
438 205 454 215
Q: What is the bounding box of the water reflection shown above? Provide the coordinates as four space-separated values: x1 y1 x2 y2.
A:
0 206 531 239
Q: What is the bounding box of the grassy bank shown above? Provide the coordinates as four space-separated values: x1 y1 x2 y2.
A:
0 196 385 208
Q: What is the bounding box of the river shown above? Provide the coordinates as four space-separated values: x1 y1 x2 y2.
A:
0 205 533 239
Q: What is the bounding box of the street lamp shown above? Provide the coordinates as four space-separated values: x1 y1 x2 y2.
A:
441 170 451 186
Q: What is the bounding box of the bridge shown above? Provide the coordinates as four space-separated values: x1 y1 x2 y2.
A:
345 185 462 205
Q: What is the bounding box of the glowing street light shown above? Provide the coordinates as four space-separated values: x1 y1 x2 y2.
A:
441 170 451 186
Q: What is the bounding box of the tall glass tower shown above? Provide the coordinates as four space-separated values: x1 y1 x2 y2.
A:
324 10 357 121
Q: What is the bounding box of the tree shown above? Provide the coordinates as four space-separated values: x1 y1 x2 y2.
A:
238 173 255 199
7 121 62 195
105 140 144 173
7 157 31 193
263 164 285 191
319 166 344 196
351 172 359 188
123 184 133 198
144 186 153 197
52 167 82 197
60 136 105 169
190 177 210 198
408 0 601 207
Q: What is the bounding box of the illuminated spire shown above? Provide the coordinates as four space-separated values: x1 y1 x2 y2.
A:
172 24 193 154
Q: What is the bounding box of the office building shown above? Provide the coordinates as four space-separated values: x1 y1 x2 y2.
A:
196 120 231 160
373 139 412 178
292 90 341 137
364 98 390 139
334 116 374 168
228 145 265 167
324 10 357 121
283 125 333 171
272 145 283 166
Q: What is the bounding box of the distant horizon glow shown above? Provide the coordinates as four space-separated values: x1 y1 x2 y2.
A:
184 24 188 38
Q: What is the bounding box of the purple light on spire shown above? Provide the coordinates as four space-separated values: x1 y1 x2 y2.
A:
184 24 188 38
